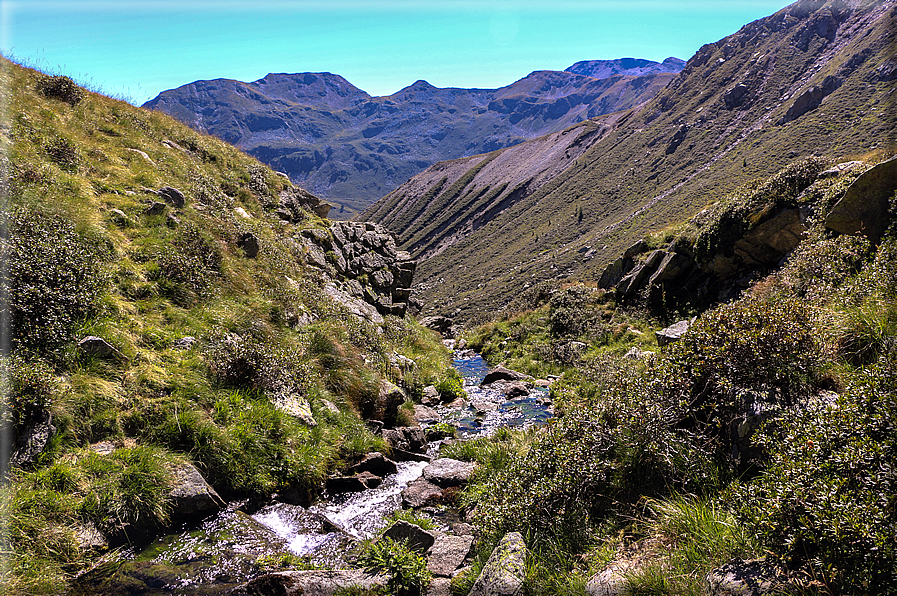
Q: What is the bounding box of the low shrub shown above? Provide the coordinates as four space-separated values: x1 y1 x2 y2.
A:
3 209 107 358
37 75 84 106
359 537 432 596
727 356 897 593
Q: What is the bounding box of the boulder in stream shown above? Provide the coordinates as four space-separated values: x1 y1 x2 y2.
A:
236 569 388 596
168 461 226 519
381 520 437 553
481 366 532 386
422 458 478 488
348 451 398 477
402 477 445 508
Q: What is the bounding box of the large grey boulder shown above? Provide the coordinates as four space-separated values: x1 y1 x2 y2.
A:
423 458 478 488
467 532 526 596
168 461 226 519
236 569 387 596
382 520 437 553
157 185 186 208
826 156 897 243
427 534 474 577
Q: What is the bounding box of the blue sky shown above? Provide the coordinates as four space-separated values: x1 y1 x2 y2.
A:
2 1 794 105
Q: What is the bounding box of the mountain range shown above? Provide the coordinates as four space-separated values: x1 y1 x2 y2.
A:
362 0 896 321
142 58 684 216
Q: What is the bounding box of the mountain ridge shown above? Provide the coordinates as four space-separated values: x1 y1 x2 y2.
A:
142 58 684 215
362 0 896 322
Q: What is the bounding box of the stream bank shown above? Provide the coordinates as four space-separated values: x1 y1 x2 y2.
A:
68 351 551 595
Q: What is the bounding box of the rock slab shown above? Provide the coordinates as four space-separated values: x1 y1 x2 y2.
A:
422 458 478 488
237 569 387 596
427 534 474 577
468 532 526 596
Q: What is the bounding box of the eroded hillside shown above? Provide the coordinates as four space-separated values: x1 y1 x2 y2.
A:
363 0 896 323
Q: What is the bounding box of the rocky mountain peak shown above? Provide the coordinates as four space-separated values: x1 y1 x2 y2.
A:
565 56 686 79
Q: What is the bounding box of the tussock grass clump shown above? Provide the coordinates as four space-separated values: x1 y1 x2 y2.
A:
37 74 84 106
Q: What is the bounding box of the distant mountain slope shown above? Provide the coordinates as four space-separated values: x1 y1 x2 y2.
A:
362 0 896 322
142 59 683 216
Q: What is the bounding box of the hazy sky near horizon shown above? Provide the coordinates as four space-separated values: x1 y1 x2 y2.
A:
2 0 794 106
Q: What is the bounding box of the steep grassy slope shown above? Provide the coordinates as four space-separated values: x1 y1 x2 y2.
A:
143 62 682 216
0 57 456 594
363 0 896 323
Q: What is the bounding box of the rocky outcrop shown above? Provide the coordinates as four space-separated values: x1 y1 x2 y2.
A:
778 75 841 124
825 156 897 243
427 534 474 577
481 366 532 386
276 186 332 221
468 532 526 596
402 478 445 508
656 320 690 347
298 221 416 319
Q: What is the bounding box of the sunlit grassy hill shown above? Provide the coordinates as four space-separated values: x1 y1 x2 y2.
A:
0 56 456 594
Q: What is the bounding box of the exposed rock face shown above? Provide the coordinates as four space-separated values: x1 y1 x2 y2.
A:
382 426 427 453
9 410 55 468
602 202 811 311
78 335 124 360
468 532 526 596
299 221 416 319
778 75 842 124
157 185 186 208
825 156 897 243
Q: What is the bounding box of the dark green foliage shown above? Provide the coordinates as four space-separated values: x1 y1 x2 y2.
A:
359 537 432 596
37 75 84 106
666 296 818 424
43 137 79 170
3 209 106 357
154 224 222 306
549 285 608 339
728 357 897 593
3 357 57 433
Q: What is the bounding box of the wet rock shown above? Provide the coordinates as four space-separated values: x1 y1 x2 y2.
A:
326 475 370 494
391 448 432 463
168 461 226 519
706 559 791 596
426 534 474 577
348 452 398 477
481 366 531 386
72 521 108 552
422 458 477 488
237 569 387 596
656 320 690 346
468 532 526 596
826 156 897 243
238 232 260 258
503 382 531 398
402 478 444 508
355 471 383 489
382 520 437 553
376 380 407 426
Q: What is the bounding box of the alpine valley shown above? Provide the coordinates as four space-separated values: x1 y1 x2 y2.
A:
3 1 897 595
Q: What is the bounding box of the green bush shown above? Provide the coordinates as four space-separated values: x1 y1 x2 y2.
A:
728 357 897 593
37 75 84 106
435 374 464 401
359 537 432 596
3 209 107 357
154 224 222 306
